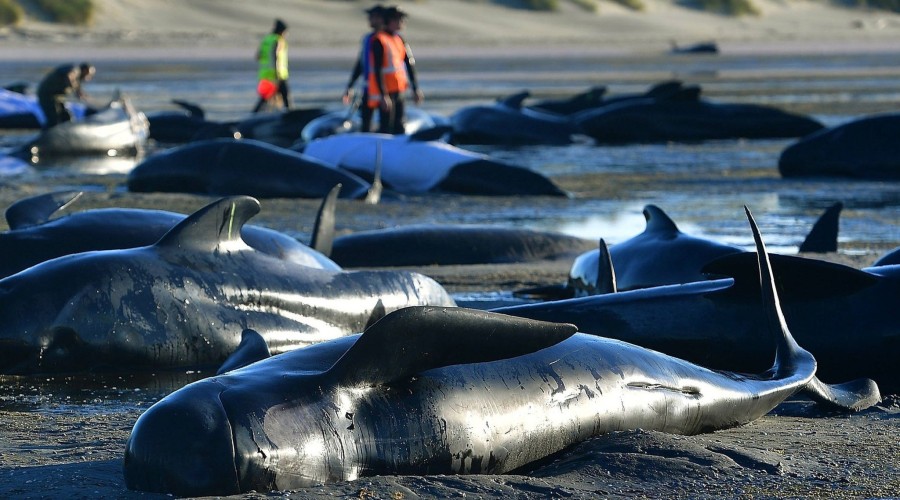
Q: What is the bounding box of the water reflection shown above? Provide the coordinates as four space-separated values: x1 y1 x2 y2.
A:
0 371 211 415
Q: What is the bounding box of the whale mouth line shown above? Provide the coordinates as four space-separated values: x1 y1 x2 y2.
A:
627 381 702 396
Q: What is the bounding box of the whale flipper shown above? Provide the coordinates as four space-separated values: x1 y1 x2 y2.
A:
217 329 271 374
327 306 577 387
5 191 83 229
798 202 842 253
155 196 259 252
309 184 340 257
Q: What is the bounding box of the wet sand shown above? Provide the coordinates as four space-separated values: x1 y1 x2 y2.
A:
0 190 896 500
1 1 899 497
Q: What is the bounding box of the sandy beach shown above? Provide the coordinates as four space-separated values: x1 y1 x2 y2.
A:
2 0 900 60
0 1 899 499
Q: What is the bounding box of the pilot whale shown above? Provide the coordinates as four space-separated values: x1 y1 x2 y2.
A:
499 250 899 393
300 132 567 196
123 208 876 496
329 223 596 267
526 202 842 299
0 189 340 278
0 196 454 374
127 138 372 199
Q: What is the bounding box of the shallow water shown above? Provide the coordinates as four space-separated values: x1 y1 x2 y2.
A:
1 51 897 258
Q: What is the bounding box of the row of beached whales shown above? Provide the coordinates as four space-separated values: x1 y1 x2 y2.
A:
0 188 895 494
4 80 899 182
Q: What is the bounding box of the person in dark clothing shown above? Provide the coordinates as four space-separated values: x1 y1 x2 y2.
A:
342 4 386 132
253 19 290 113
369 6 422 134
36 62 95 129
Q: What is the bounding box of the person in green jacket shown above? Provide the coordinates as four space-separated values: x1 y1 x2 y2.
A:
253 19 290 113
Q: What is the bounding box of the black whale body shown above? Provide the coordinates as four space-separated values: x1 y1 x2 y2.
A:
123 211 878 496
0 196 454 374
499 254 900 393
0 191 339 279
574 84 824 144
300 132 568 196
449 92 580 145
779 113 900 180
330 223 596 267
127 138 371 199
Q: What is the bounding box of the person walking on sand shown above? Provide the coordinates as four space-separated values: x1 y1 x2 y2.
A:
36 62 95 129
342 4 386 133
253 19 291 113
368 6 422 134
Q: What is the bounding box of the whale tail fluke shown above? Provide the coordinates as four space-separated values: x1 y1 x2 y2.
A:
745 206 879 411
802 376 881 412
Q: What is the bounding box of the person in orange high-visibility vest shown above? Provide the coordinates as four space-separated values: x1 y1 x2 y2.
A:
343 5 386 132
367 6 422 134
253 19 290 113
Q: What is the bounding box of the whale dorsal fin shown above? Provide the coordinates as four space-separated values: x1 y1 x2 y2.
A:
155 196 259 252
498 91 530 110
5 191 83 229
326 306 577 387
216 329 271 374
596 238 617 294
642 205 680 235
171 100 204 119
798 202 842 253
644 80 684 99
310 184 340 256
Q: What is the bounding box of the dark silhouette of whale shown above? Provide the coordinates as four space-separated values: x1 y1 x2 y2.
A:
300 106 446 142
874 246 900 266
0 190 340 279
0 196 454 374
573 83 823 144
449 92 581 145
499 252 900 393
146 100 224 143
779 113 900 180
123 209 877 496
300 132 567 196
521 203 842 300
127 138 372 199
329 223 595 267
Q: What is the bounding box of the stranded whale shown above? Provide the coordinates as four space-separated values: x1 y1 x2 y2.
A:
300 132 567 196
0 196 453 374
127 138 372 199
0 190 340 278
123 208 877 496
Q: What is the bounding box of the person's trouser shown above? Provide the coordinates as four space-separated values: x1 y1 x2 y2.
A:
38 93 69 128
377 91 405 134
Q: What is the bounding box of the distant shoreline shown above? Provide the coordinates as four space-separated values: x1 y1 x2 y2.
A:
1 0 900 62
